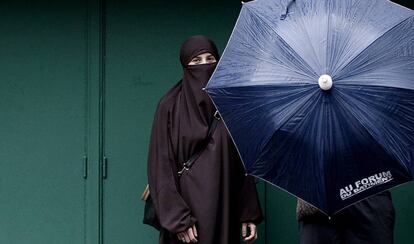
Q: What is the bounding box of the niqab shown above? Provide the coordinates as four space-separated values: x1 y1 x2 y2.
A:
172 35 220 166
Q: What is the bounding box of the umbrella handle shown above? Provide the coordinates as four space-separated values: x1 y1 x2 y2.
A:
280 0 296 20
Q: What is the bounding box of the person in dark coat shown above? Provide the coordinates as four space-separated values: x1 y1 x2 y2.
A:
297 191 395 244
147 35 263 244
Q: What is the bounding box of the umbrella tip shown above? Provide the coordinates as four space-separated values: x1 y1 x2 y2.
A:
318 74 333 91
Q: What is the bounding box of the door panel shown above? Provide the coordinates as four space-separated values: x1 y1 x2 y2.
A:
0 1 89 243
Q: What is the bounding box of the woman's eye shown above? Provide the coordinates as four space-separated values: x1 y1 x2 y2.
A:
207 56 216 62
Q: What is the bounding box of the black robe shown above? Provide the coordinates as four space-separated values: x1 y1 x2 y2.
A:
147 35 263 244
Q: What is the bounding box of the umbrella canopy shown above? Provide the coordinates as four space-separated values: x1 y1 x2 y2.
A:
205 0 414 215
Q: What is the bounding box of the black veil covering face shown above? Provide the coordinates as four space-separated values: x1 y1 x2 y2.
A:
172 35 220 168
147 35 263 244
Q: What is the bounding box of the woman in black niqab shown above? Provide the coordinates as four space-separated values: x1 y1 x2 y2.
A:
147 35 263 244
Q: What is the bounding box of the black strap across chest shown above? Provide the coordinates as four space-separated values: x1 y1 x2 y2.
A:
178 111 220 177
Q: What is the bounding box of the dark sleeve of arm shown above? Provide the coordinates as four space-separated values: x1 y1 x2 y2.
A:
239 175 264 224
147 103 197 233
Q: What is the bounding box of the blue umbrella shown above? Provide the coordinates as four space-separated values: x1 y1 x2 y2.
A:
205 0 414 215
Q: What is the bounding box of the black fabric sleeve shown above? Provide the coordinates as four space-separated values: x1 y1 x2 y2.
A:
147 101 197 233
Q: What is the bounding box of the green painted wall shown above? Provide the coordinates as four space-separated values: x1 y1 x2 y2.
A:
0 0 413 244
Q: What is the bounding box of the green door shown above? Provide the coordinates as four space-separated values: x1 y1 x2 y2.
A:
101 1 159 242
0 1 92 243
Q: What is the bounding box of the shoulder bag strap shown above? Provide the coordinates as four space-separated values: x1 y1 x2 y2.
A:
178 111 221 177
